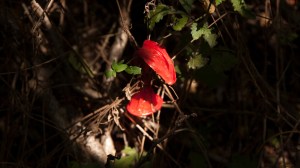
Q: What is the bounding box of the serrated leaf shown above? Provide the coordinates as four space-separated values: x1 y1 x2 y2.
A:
179 0 195 13
112 61 128 72
125 66 141 75
148 4 171 31
190 23 201 41
190 23 217 47
231 0 244 13
188 54 208 69
230 0 255 18
172 13 188 31
105 69 116 78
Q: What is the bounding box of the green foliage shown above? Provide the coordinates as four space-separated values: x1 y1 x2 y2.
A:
230 0 244 13
125 66 142 75
68 53 94 78
175 65 182 75
210 49 238 73
111 146 141 168
112 60 128 72
230 0 255 18
190 23 217 47
187 54 208 69
172 13 188 31
148 3 190 31
105 69 117 78
179 0 195 14
105 61 141 78
148 4 171 31
215 0 226 5
194 48 237 87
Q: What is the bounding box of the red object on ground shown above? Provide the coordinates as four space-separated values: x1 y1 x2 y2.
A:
126 86 163 117
135 40 176 85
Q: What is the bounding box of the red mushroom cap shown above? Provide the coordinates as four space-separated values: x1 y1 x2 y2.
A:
126 86 163 117
135 40 176 85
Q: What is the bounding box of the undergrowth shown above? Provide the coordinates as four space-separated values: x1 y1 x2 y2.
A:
0 0 300 168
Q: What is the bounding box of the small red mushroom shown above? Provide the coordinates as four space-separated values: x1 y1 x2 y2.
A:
135 40 176 85
126 86 163 117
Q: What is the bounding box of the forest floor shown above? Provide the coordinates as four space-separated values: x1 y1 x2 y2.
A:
1 0 300 168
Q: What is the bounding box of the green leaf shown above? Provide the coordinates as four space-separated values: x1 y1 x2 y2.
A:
148 4 171 31
175 65 182 75
190 23 201 41
230 0 255 18
172 13 188 31
68 54 94 78
112 146 140 168
190 23 217 47
187 54 208 69
193 48 237 87
179 0 195 13
112 61 128 72
105 69 116 78
125 66 142 75
215 0 226 5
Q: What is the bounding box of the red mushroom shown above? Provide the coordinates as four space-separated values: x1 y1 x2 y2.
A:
126 86 163 117
135 40 176 85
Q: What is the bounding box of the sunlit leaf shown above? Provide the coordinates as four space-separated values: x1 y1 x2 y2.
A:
112 61 128 72
105 69 116 78
112 146 144 168
148 4 171 30
172 13 188 31
190 23 201 41
125 66 141 75
190 23 217 47
230 0 255 18
179 0 195 13
187 54 208 69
